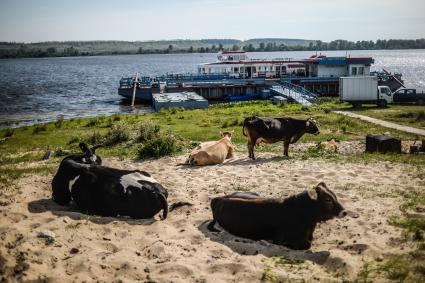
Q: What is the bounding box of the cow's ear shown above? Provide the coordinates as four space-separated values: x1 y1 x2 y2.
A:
308 187 318 200
306 120 310 127
219 131 223 136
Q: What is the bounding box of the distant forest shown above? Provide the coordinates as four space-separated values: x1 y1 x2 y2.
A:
0 38 424 59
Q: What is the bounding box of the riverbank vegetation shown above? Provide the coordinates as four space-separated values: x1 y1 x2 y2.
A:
1 100 423 166
1 38 425 59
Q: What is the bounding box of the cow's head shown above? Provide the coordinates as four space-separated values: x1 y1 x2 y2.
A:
220 130 234 140
307 182 346 221
306 118 320 135
78 143 102 165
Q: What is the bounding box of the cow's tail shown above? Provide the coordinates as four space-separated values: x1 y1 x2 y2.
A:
207 220 221 232
158 193 168 220
242 118 248 137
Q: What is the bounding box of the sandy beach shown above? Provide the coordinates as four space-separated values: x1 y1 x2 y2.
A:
1 146 424 282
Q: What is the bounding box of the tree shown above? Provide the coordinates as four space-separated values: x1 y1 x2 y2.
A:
259 42 265 51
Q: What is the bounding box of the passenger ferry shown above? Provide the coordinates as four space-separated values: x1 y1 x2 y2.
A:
197 51 380 95
118 51 403 103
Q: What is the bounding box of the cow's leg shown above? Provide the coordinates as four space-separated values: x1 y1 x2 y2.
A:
283 140 290 156
247 140 255 159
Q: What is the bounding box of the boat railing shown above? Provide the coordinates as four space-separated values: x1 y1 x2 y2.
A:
280 81 318 99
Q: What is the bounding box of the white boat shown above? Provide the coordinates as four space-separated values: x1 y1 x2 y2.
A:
197 51 306 78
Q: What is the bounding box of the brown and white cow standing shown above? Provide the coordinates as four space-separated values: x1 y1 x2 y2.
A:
187 131 235 166
242 116 320 159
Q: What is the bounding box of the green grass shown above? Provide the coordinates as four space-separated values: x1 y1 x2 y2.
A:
0 100 424 190
347 104 425 129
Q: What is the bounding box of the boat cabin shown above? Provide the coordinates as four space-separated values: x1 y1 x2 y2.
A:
198 51 373 80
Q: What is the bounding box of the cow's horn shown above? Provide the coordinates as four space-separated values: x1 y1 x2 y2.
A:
307 188 318 200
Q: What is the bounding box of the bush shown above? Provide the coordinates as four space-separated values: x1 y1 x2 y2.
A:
68 135 81 145
221 120 229 128
54 115 64 129
104 123 130 146
137 120 160 142
85 131 104 145
32 124 48 134
138 133 180 158
2 128 14 138
85 117 102 127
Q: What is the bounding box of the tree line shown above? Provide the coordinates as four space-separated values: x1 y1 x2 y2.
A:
1 39 424 59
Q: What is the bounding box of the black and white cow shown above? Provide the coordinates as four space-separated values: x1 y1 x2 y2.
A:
52 143 169 219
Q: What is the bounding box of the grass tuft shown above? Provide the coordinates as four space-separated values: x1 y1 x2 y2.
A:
138 132 181 158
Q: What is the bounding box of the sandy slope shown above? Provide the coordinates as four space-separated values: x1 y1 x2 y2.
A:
1 150 424 282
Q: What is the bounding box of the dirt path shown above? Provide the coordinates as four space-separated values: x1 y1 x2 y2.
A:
333 110 425 137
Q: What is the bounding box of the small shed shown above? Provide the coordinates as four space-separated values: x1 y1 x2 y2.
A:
152 92 208 112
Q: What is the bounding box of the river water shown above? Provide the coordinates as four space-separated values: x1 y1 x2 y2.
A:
1 49 424 128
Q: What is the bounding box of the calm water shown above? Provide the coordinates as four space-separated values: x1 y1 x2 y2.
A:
1 49 425 128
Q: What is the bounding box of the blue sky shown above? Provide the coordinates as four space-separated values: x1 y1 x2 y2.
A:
0 0 424 42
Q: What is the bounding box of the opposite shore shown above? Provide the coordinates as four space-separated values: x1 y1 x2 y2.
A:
1 38 425 59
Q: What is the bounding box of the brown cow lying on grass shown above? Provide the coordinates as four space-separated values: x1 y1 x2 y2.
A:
186 131 235 166
242 116 320 159
208 182 347 250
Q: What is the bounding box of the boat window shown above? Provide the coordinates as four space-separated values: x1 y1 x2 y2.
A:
234 67 239 72
359 67 364 75
352 67 357 75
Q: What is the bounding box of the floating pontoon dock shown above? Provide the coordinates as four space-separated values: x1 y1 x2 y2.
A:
152 92 208 111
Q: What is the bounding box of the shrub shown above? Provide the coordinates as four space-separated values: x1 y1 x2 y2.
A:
138 132 180 158
54 115 64 129
137 120 160 142
229 118 239 127
68 135 81 145
2 128 14 138
301 106 310 112
85 131 104 145
32 124 48 134
104 123 130 146
221 120 229 128
85 118 101 127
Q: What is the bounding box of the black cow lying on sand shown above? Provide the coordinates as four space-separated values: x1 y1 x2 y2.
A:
52 143 169 219
242 116 320 159
208 182 347 250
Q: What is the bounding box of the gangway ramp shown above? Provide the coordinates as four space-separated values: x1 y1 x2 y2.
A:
269 82 318 106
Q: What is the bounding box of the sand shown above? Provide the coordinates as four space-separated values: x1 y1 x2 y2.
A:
1 146 424 282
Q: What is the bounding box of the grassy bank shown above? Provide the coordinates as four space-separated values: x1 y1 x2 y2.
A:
348 104 425 129
0 100 422 160
1 100 424 187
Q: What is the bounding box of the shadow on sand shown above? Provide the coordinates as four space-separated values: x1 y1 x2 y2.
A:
198 220 330 265
27 198 156 226
176 156 291 170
